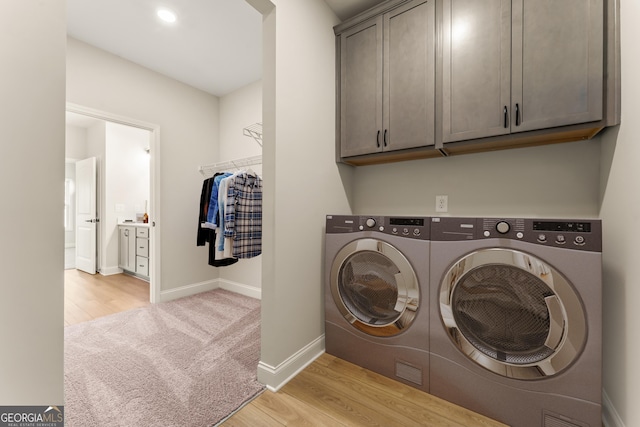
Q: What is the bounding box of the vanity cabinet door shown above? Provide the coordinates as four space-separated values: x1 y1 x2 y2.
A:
118 226 136 271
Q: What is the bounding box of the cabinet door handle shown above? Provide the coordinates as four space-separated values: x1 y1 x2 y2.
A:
515 103 520 126
503 106 508 128
383 129 388 147
376 130 381 148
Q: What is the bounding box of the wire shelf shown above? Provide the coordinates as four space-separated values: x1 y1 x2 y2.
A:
198 155 262 178
243 123 263 147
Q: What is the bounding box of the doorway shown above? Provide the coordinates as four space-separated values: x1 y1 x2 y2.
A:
65 104 161 308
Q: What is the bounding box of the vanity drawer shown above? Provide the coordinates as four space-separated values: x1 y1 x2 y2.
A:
136 256 149 277
136 237 149 257
136 227 149 238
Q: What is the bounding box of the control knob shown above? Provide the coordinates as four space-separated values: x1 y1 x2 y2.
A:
496 221 510 234
365 218 376 228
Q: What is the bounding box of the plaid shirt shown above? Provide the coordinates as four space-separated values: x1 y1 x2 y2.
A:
223 172 262 258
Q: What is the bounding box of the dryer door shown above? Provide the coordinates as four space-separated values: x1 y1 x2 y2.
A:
439 248 586 379
331 238 419 337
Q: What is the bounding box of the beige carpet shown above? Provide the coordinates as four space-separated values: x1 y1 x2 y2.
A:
64 289 263 427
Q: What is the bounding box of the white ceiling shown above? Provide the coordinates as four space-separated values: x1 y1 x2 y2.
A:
66 0 384 98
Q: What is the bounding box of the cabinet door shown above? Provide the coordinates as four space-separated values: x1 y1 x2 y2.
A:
118 226 136 270
511 0 603 133
441 0 512 143
383 0 435 151
119 227 128 268
340 17 383 157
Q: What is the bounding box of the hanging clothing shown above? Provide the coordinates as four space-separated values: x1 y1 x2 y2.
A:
204 172 233 229
197 174 238 267
197 177 215 245
224 171 262 259
197 167 262 266
217 172 235 252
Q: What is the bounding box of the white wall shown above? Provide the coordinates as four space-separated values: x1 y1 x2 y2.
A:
248 0 355 389
0 0 65 404
67 37 220 297
219 80 263 162
600 0 640 425
218 80 263 293
354 138 601 218
66 125 88 159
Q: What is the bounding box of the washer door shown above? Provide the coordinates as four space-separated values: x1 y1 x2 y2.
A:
331 238 419 337
440 248 586 379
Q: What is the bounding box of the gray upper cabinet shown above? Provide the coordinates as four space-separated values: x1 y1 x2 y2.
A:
441 0 604 144
512 0 603 133
441 0 511 143
338 0 436 158
339 17 382 157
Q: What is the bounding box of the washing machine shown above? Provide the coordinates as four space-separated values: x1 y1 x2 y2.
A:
324 215 430 391
429 217 602 427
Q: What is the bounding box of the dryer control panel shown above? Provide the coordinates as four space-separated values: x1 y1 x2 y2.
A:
326 215 430 240
431 217 602 252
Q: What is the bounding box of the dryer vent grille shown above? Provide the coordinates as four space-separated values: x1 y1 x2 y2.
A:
395 360 422 385
543 411 589 427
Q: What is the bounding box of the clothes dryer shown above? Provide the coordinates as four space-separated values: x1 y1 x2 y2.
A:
429 217 602 427
325 215 430 391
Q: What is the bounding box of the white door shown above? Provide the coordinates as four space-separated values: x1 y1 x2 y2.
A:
75 157 97 274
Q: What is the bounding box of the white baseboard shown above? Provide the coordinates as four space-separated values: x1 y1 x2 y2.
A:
100 266 124 276
603 389 625 427
158 278 261 303
257 335 325 392
218 278 261 300
159 279 219 302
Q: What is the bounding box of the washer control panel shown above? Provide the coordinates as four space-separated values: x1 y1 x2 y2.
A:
326 215 430 240
431 217 602 252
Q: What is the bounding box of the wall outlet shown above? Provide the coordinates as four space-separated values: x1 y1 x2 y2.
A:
435 195 448 213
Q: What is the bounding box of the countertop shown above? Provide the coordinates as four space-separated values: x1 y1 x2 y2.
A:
118 221 150 227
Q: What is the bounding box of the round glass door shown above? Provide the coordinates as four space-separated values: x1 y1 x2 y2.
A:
331 238 419 337
439 248 586 379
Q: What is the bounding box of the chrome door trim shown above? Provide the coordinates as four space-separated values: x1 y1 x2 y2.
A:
439 248 586 379
331 238 419 337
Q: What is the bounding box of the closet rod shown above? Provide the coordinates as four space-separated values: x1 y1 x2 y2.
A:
198 154 262 178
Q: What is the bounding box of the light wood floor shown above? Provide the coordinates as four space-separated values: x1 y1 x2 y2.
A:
222 353 508 427
64 269 150 326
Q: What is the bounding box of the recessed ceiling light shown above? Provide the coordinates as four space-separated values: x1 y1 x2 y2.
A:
157 8 177 23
